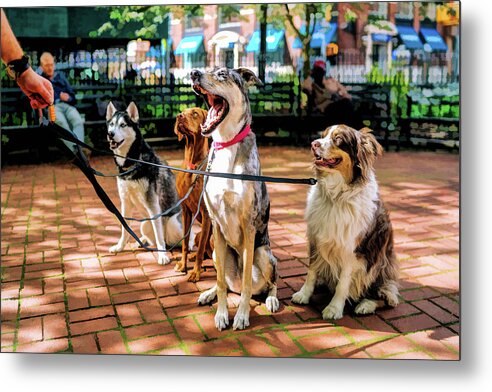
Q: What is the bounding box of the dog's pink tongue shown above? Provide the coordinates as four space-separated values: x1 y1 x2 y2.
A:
326 158 338 165
204 106 217 128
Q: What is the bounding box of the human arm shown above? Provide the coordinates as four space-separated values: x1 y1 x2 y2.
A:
323 77 351 100
301 76 313 94
58 73 76 104
335 80 351 100
1 9 53 108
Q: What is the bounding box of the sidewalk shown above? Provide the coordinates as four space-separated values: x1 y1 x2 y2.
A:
1 147 459 359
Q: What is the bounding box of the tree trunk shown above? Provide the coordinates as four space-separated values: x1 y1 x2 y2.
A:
258 4 268 83
302 43 311 79
302 3 316 79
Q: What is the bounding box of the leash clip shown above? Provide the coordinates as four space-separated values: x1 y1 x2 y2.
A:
48 105 56 122
37 105 56 125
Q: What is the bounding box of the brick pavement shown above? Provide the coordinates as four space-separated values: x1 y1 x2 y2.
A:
1 147 459 359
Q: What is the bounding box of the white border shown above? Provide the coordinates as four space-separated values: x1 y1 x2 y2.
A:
2 1 491 391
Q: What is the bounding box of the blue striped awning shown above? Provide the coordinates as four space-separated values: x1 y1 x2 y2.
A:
175 35 204 55
246 29 284 53
292 22 337 49
396 25 423 50
420 27 448 51
372 33 392 43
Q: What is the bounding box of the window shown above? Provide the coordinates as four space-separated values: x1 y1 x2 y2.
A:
421 2 437 22
396 2 415 20
185 15 204 31
183 50 206 69
218 5 241 28
370 2 388 18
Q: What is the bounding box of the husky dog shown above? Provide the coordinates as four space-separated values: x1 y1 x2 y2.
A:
106 101 183 265
292 125 399 320
191 67 279 331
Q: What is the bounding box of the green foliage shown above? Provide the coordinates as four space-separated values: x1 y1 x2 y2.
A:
218 5 245 22
140 121 156 137
277 3 327 78
367 14 386 24
2 134 9 145
344 8 358 23
365 66 409 86
91 5 203 39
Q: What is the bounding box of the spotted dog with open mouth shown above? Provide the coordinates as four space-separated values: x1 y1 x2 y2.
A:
292 125 400 320
191 67 280 331
106 101 186 266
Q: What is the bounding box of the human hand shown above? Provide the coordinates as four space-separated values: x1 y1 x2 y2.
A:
59 92 70 102
16 68 54 109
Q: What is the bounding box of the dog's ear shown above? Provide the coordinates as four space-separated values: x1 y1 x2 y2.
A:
106 101 116 121
234 67 263 87
360 127 383 157
321 127 331 138
173 119 183 142
126 102 139 124
357 128 383 181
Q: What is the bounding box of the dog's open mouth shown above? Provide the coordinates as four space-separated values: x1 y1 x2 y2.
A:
314 154 342 168
193 84 229 135
109 139 124 150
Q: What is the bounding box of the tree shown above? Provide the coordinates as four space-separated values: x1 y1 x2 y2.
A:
91 4 247 39
269 3 365 79
280 3 327 79
90 5 203 39
91 3 369 80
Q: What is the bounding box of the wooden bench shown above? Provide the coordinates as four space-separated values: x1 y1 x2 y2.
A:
1 80 460 164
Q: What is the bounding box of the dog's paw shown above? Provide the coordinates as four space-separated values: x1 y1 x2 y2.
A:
187 266 202 283
215 309 229 331
174 259 186 273
378 284 400 308
157 252 172 265
322 303 344 320
232 310 250 331
291 290 310 305
198 288 216 305
382 291 399 308
265 296 280 313
355 299 377 315
109 244 124 253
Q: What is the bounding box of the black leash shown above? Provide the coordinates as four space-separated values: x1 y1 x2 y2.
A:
40 116 317 254
124 158 207 223
46 122 318 186
40 118 208 253
42 118 150 250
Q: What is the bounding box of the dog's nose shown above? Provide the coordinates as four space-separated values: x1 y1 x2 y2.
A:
190 69 202 81
177 113 183 120
311 140 321 149
108 131 115 139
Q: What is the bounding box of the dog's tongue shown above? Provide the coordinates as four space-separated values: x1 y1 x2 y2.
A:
326 158 338 165
203 105 218 129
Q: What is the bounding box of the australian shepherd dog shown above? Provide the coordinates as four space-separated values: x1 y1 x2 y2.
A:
292 125 399 320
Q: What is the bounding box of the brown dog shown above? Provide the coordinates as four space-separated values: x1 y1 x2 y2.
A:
173 107 213 282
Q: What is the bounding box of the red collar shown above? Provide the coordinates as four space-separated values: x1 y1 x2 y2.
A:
212 124 251 151
183 160 196 170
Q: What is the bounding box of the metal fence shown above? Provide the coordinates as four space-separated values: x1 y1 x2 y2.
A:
328 49 459 85
1 45 459 89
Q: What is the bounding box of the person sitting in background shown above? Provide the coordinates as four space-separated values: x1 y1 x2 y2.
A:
39 52 86 153
302 60 360 129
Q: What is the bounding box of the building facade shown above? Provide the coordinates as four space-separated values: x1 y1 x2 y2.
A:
169 2 459 83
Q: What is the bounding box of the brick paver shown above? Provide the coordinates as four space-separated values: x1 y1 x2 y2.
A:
1 147 459 359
